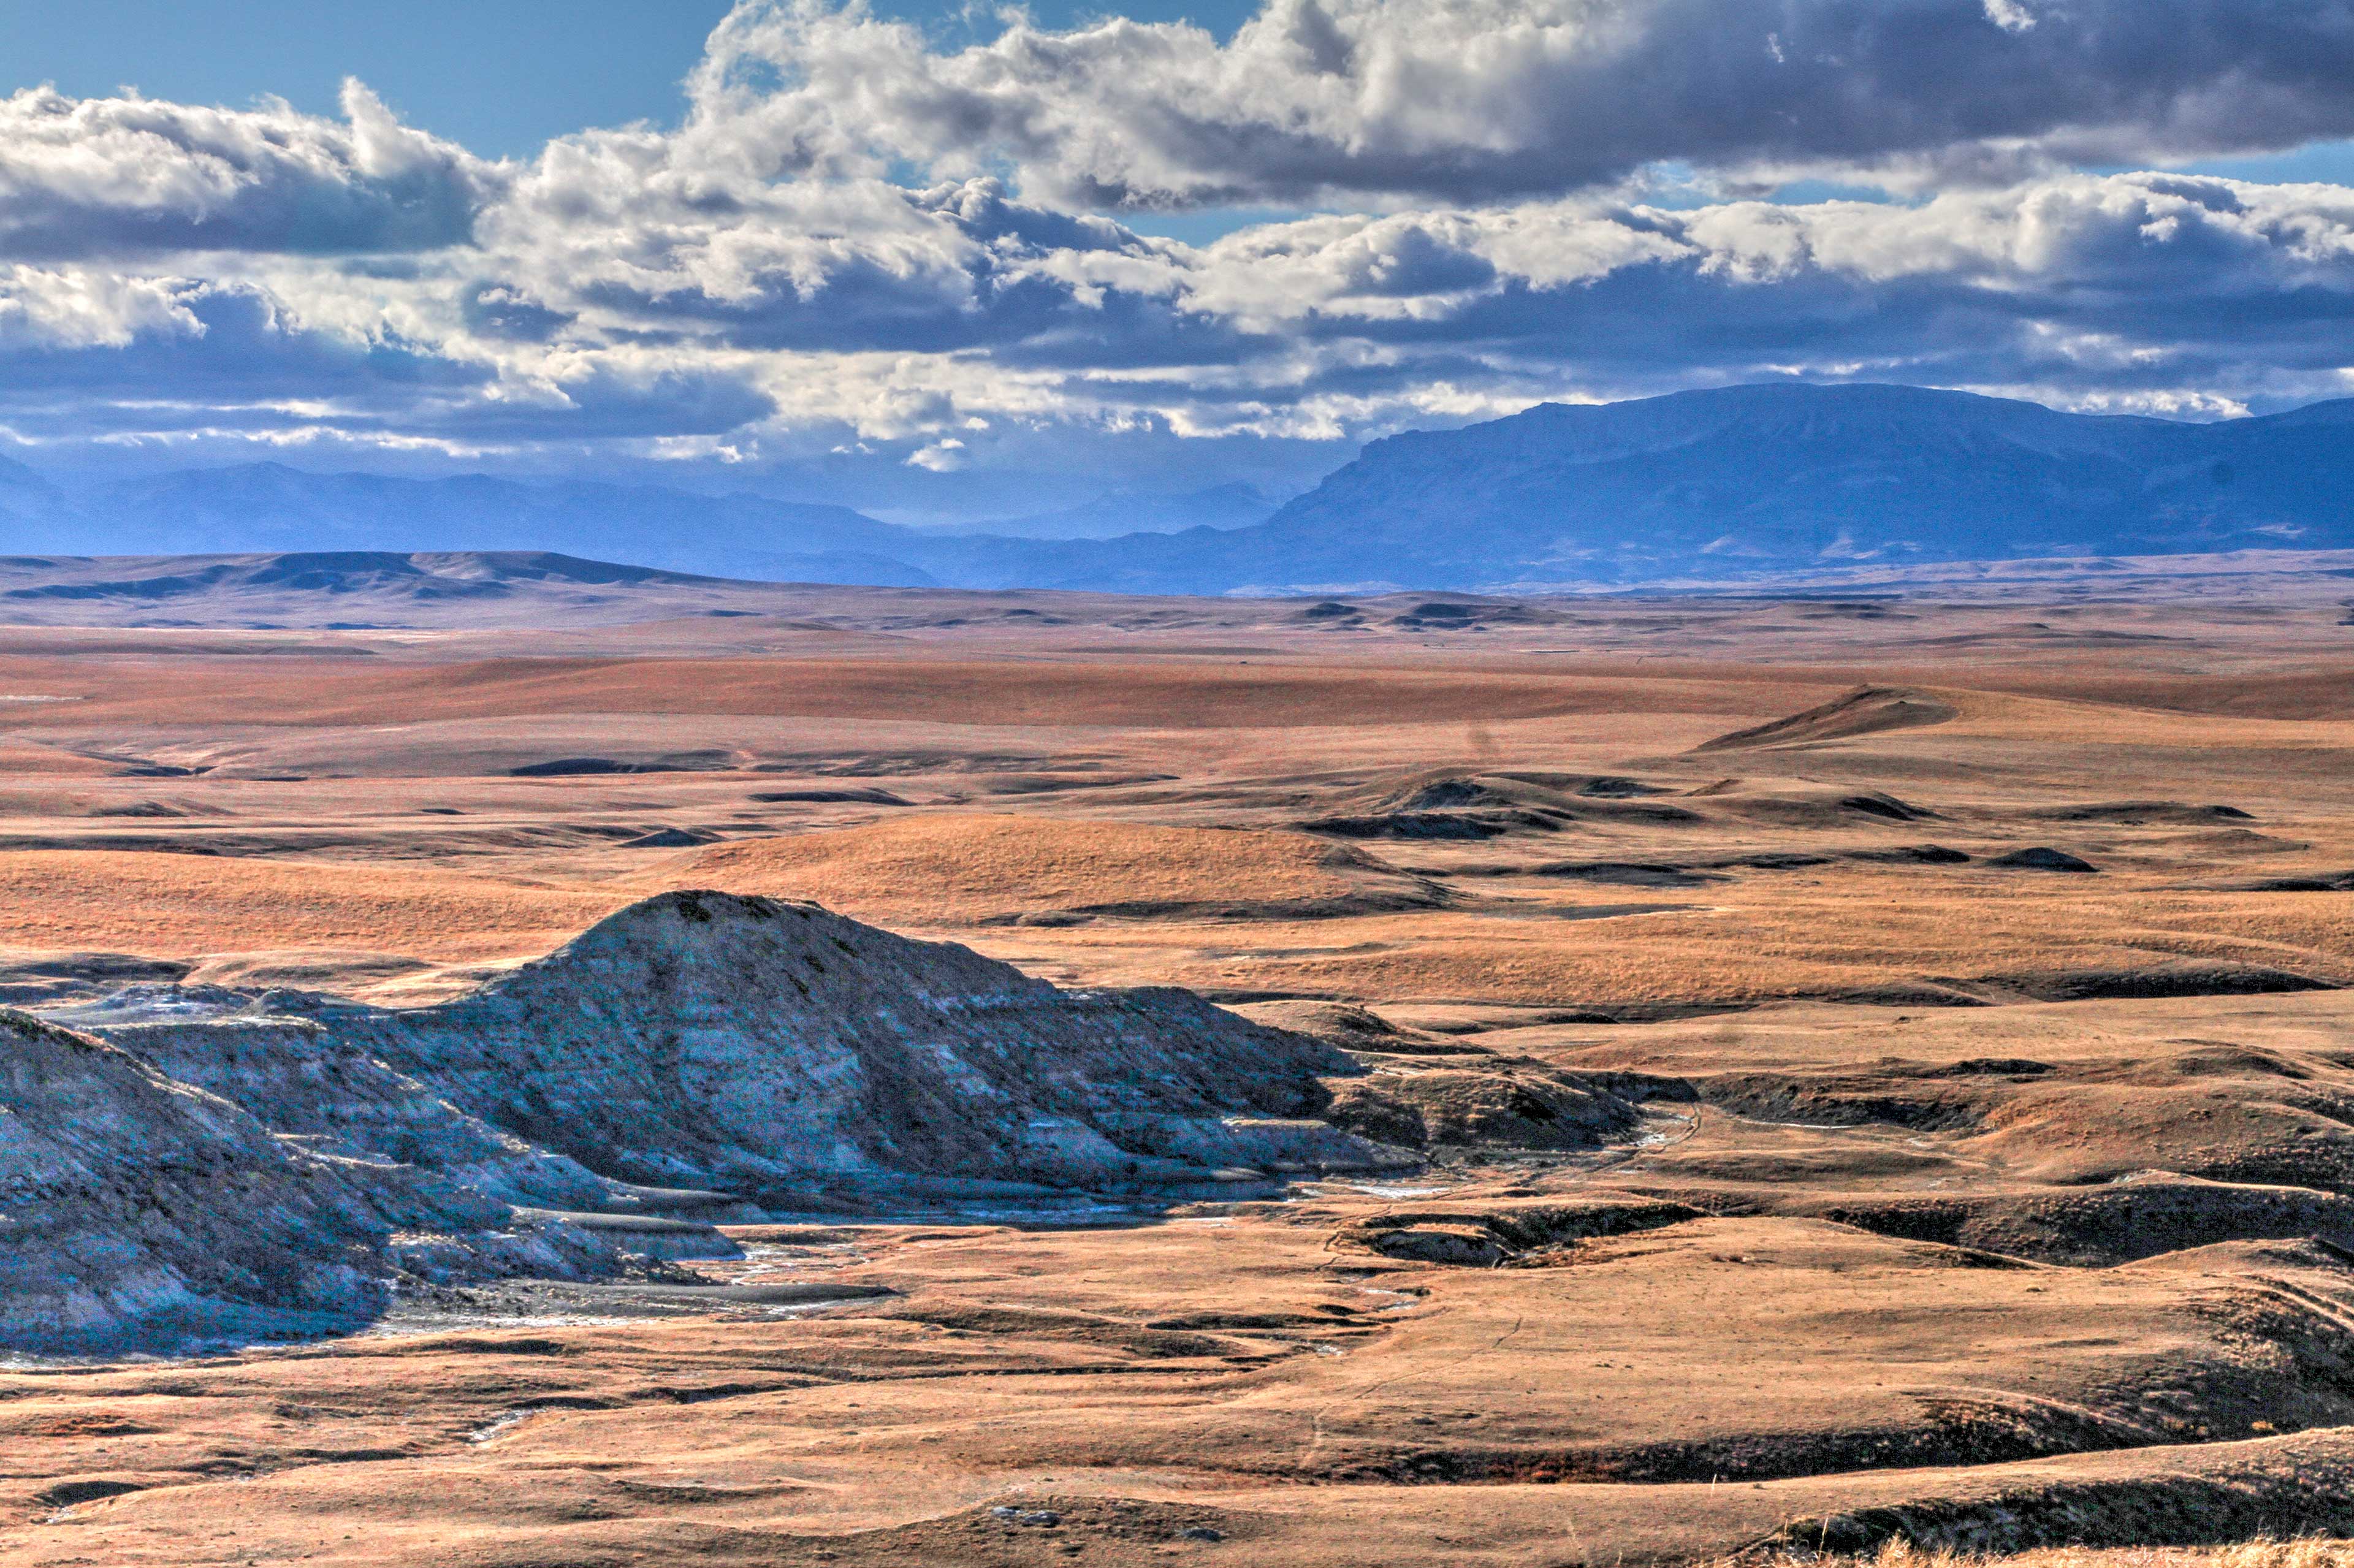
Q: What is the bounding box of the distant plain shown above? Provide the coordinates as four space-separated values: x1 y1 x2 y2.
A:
9 554 2354 1565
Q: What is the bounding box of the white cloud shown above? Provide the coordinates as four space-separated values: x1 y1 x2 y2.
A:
0 80 503 259
13 169 2354 459
664 0 2354 209
906 436 969 469
7 2 2354 479
1983 0 2036 30
0 266 202 349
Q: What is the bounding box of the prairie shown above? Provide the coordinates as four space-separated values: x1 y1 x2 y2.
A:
9 571 2354 1564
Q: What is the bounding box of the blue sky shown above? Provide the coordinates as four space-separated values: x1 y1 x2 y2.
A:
0 3 740 158
6 0 2354 522
1 1 1267 156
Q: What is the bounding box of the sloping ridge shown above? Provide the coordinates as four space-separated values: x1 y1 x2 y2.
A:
0 1011 628 1357
129 891 1401 1204
1695 685 1960 752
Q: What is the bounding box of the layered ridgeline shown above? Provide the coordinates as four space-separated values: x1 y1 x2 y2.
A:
14 892 1402 1352
94 892 1393 1203
20 384 2354 594
0 1011 646 1357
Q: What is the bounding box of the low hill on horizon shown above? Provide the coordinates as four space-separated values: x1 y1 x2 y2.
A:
9 463 943 588
0 548 839 628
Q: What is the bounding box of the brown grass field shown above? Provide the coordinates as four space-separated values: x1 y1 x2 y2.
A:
10 575 2354 1565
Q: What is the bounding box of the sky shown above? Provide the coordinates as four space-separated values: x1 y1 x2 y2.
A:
9 0 2354 521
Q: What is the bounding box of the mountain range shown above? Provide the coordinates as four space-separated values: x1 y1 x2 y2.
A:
12 383 2354 593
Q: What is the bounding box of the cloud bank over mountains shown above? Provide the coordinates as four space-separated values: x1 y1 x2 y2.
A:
8 0 2354 503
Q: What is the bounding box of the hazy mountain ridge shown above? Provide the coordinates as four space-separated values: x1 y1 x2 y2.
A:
14 463 942 588
11 384 2354 594
1049 384 2354 592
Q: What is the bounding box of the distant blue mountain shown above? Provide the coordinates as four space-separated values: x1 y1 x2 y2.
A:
0 452 67 537
12 385 2354 594
967 383 2354 591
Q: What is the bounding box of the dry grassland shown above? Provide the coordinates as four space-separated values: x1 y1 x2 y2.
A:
9 579 2354 1566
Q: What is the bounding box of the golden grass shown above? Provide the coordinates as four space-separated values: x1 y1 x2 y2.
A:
0 740 123 777
2 850 619 959
650 813 1387 923
1743 1535 2354 1568
3 653 1807 731
1148 875 2354 1007
9 838 2353 1007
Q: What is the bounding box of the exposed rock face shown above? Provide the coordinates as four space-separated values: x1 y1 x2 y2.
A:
92 892 1405 1209
12 892 1403 1354
0 1011 632 1357
74 1008 620 1212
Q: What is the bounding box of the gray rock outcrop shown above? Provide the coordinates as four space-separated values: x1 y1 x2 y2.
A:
10 892 1410 1355
0 1011 637 1357
90 892 1408 1212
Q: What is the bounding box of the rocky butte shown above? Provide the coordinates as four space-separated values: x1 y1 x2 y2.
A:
7 891 1412 1357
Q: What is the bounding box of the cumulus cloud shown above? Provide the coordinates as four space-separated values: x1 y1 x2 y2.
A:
907 436 968 469
476 167 1181 355
0 267 202 350
0 281 490 444
0 80 503 259
676 0 2354 208
20 167 2354 456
